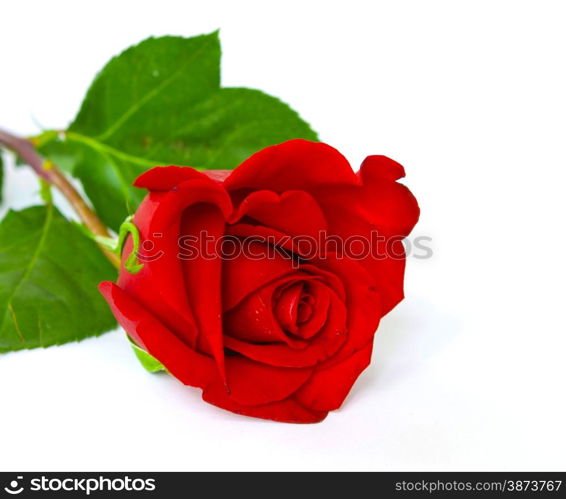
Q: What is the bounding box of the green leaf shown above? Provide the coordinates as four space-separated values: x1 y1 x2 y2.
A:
151 87 319 170
39 32 317 231
72 34 222 138
0 153 4 204
0 205 117 352
129 337 166 373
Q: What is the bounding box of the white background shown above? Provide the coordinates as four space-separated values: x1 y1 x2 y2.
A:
1 0 565 471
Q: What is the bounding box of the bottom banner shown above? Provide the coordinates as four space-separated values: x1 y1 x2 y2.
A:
0 472 564 497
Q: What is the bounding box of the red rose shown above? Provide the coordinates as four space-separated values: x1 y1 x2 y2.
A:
99 140 419 423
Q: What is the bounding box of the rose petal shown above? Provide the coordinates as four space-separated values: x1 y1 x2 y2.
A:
311 156 419 314
274 282 303 333
134 165 208 191
357 156 420 237
295 281 331 339
224 139 360 192
222 240 297 311
221 355 313 406
118 194 199 344
150 177 232 229
294 341 374 412
226 223 321 264
300 263 346 303
180 204 226 379
311 201 407 315
202 383 327 423
359 155 405 182
230 189 327 238
98 282 215 387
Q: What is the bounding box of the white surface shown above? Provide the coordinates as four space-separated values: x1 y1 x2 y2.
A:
1 0 565 471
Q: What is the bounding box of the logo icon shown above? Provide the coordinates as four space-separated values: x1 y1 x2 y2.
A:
4 477 24 495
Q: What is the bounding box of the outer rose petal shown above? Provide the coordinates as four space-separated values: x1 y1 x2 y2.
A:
359 155 405 182
118 194 198 344
219 355 313 406
357 155 420 237
118 175 231 349
312 156 419 315
202 383 327 423
118 172 232 352
311 201 407 315
294 341 374 412
134 165 206 191
149 177 232 228
98 282 215 387
180 204 226 380
224 139 360 192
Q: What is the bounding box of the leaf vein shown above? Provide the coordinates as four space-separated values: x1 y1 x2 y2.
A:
8 304 25 343
1 203 53 345
95 38 215 142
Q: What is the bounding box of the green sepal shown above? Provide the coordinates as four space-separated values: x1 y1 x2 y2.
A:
70 215 144 274
117 216 144 274
128 336 167 373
